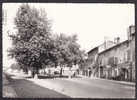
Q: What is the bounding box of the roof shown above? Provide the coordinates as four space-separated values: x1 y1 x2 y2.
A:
88 40 114 54
98 40 129 55
99 40 114 47
87 46 98 54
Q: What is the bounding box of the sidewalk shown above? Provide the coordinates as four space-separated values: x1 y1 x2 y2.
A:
95 78 135 87
3 73 17 98
77 75 135 87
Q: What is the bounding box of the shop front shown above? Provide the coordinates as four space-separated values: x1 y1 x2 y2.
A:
117 62 133 81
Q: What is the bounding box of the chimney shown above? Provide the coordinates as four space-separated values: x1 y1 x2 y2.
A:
127 25 135 40
117 37 120 43
114 37 120 44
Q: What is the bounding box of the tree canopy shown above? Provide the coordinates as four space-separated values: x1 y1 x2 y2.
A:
8 4 86 72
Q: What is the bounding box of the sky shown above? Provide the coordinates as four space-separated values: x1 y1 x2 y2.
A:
3 3 135 67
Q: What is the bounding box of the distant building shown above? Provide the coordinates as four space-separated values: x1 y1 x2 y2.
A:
87 25 135 82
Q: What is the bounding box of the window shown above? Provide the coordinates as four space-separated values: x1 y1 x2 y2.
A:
124 52 127 62
114 57 118 65
127 50 130 61
133 50 135 61
108 57 118 67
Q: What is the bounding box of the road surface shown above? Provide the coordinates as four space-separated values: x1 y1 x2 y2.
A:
5 73 135 98
5 74 69 98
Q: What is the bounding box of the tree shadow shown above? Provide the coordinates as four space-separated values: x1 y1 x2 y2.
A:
38 74 82 79
25 76 33 79
38 75 54 79
38 75 68 79
71 76 82 78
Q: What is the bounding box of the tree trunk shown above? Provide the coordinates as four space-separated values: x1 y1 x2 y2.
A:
60 64 62 77
43 68 46 75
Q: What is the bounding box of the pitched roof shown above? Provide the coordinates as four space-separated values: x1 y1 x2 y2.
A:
98 40 129 55
87 46 98 54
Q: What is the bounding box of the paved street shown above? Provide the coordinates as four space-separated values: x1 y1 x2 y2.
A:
5 73 135 98
5 74 69 98
29 78 135 98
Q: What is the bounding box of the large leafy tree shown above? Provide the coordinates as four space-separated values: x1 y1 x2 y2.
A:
53 33 85 68
8 4 86 77
8 4 52 75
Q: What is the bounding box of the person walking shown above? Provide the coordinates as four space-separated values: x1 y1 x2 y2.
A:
32 70 35 78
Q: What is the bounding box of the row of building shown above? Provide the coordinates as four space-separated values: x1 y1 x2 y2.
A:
84 25 135 82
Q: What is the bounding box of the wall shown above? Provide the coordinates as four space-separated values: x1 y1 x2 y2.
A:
97 35 135 81
88 47 98 68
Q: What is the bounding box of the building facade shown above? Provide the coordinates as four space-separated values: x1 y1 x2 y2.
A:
87 25 135 82
87 47 99 77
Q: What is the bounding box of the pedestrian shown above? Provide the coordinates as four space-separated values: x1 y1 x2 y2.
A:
89 69 92 77
32 70 35 78
48 69 51 76
77 69 79 75
60 67 63 77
